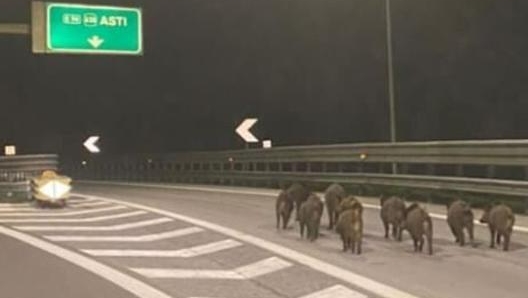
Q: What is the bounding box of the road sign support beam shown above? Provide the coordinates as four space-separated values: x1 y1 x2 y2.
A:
0 24 30 35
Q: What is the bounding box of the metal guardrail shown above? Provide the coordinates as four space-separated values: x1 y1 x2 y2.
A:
63 140 528 212
0 154 58 201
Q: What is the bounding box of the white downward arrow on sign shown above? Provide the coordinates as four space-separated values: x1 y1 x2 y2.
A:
236 118 259 143
87 35 104 48
83 136 100 153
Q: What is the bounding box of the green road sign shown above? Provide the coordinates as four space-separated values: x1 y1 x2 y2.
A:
43 3 142 55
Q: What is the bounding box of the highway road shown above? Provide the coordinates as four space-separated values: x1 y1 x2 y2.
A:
1 181 527 298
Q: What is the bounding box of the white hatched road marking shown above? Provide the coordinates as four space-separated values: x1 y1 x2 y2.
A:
15 217 173 231
0 225 172 298
299 285 368 298
45 227 204 242
77 192 421 298
0 210 147 223
131 256 292 279
0 205 126 217
82 239 243 257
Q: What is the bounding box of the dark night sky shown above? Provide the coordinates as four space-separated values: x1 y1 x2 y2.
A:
1 0 528 158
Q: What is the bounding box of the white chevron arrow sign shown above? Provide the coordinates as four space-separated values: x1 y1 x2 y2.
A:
235 118 258 143
83 136 100 153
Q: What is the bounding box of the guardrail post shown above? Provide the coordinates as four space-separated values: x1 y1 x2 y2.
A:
486 165 495 178
426 164 435 176
322 162 327 172
456 165 464 176
306 162 311 172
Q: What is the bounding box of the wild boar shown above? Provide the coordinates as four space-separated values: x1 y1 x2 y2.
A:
404 203 433 255
286 183 310 221
480 203 515 251
336 199 363 254
446 199 474 246
336 195 360 214
275 190 293 229
299 194 324 241
380 195 406 241
324 183 346 229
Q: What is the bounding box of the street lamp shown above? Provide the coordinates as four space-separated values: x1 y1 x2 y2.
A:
385 0 397 174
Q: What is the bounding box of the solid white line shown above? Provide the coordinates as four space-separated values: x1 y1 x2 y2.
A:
68 201 112 208
0 225 172 298
82 239 242 257
131 256 292 279
45 227 204 242
15 217 173 231
76 193 421 298
299 285 367 298
0 210 147 223
0 205 126 217
87 181 528 234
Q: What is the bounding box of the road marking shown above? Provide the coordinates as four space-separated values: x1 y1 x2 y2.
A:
0 205 126 217
15 217 173 231
45 226 204 242
82 181 528 234
299 285 368 298
68 200 112 208
82 239 242 257
0 201 110 212
131 256 292 279
76 193 421 298
0 210 147 223
0 225 172 298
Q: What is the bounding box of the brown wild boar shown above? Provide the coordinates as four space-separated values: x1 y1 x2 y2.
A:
446 199 474 246
299 194 324 241
404 203 433 255
324 183 346 229
336 199 363 254
336 195 360 214
275 190 293 229
286 183 310 221
380 195 406 241
479 203 515 251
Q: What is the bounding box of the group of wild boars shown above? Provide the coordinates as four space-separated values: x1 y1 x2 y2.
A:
404 203 433 255
380 195 406 241
299 194 324 241
324 183 346 229
336 196 364 254
480 203 515 251
275 190 294 230
447 200 474 246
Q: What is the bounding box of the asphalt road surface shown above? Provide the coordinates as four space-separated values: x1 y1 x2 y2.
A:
1 181 527 298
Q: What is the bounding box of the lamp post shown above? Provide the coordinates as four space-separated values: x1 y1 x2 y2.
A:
385 0 398 174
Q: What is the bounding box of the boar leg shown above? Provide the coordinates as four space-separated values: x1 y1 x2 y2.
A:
489 228 496 248
449 224 459 243
383 220 389 239
496 233 501 245
503 232 511 251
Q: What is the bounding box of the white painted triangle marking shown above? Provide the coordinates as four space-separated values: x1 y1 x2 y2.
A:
45 227 204 242
82 239 242 257
130 256 291 279
299 285 368 298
